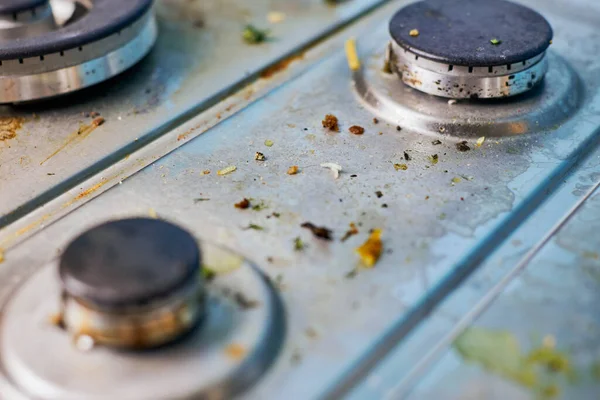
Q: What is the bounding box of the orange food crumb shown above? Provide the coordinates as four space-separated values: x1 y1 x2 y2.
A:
287 165 299 175
355 229 383 268
225 343 247 360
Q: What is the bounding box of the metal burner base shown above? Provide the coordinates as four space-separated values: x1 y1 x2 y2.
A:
355 50 580 138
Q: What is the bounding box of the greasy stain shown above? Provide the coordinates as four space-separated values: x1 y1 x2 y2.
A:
0 117 24 141
260 52 305 79
454 328 577 399
40 117 105 165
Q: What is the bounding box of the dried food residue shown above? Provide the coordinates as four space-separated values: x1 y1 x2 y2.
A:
451 177 462 184
243 25 270 44
235 198 251 209
476 136 486 147
341 222 359 242
294 236 305 251
375 190 383 198
194 198 210 203
202 267 216 282
396 126 402 131
0 117 23 141
456 141 471 152
0 249 4 264
40 118 106 165
429 154 439 165
218 165 237 176
454 328 575 398
267 11 286 24
432 139 442 145
287 165 299 175
261 52 305 78
255 152 266 161
225 343 247 360
409 29 419 37
264 139 274 147
321 162 342 179
322 114 340 132
345 37 360 71
394 163 408 171
403 151 411 161
349 125 364 135
301 222 333 240
356 229 383 267
373 118 379 124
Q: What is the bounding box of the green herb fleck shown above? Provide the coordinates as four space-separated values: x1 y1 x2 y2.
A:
429 154 439 165
194 198 210 203
202 267 216 281
243 25 270 44
452 177 462 184
294 237 305 251
264 139 274 147
244 223 264 231
490 38 502 45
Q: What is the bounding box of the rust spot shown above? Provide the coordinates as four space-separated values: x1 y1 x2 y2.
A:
260 52 305 79
225 343 247 360
0 116 24 141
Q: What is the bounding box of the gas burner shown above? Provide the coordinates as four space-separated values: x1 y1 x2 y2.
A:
59 218 204 349
0 0 156 104
388 0 553 99
0 218 283 399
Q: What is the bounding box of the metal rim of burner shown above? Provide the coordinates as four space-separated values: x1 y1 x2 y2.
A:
0 0 56 40
387 0 553 99
58 218 205 349
0 0 156 104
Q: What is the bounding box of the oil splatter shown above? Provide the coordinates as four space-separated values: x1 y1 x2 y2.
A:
40 117 105 165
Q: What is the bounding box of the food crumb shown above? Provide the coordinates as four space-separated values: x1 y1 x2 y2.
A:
349 125 364 135
356 229 383 267
244 224 264 231
456 141 471 152
394 163 408 171
225 343 247 360
235 198 251 209
345 37 361 71
264 139 274 147
218 165 237 175
255 152 266 161
476 136 486 147
341 222 359 242
294 236 305 251
243 25 270 44
375 190 383 198
322 114 339 132
448 99 457 105
194 198 210 203
321 162 342 179
91 117 105 127
429 154 439 165
48 313 65 329
432 139 442 145
267 11 286 23
490 38 502 45
148 208 158 219
301 222 333 240
403 151 411 161
396 126 402 131
409 29 419 37
373 118 379 124
452 177 462 184
202 170 211 175
287 165 299 175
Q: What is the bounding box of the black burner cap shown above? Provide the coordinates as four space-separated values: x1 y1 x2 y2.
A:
389 0 553 67
0 0 46 15
60 218 201 309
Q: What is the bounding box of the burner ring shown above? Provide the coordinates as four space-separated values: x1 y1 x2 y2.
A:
388 0 553 98
0 0 155 103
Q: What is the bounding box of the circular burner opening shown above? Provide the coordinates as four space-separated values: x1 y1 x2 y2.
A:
388 0 553 98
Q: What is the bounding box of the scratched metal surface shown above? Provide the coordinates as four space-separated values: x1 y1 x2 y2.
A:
0 0 388 230
1 0 600 399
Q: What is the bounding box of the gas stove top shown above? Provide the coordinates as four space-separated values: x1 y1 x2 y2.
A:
0 0 599 399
